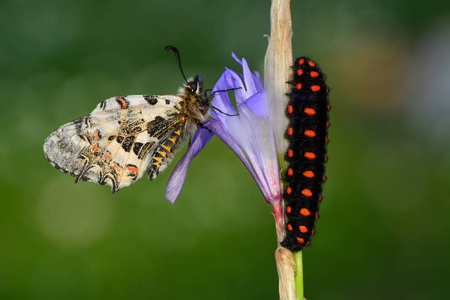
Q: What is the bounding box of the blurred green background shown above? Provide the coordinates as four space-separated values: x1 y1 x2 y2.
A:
1 0 450 299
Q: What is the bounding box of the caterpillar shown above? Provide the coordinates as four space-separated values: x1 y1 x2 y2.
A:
281 56 330 252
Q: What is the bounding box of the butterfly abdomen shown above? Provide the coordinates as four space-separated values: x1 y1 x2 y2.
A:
281 56 330 252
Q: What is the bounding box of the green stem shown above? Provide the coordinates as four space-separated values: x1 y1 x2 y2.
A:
294 251 304 299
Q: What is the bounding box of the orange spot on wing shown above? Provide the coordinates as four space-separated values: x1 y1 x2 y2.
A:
104 153 110 159
298 58 305 65
315 213 319 220
297 237 305 244
296 83 302 90
127 166 138 174
286 206 292 213
117 97 128 109
323 175 326 182
308 61 315 67
286 186 292 195
92 144 99 152
287 224 293 231
318 195 322 201
93 131 100 140
297 69 303 76
113 163 121 171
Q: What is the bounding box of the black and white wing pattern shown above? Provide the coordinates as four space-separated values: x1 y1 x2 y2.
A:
44 95 196 193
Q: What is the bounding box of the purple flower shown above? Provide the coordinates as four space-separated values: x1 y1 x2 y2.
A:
166 54 282 205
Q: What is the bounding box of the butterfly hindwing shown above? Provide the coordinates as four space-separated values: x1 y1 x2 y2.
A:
44 94 193 192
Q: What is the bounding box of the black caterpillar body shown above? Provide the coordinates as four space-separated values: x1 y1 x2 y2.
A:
281 57 330 252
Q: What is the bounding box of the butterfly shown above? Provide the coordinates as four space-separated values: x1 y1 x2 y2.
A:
43 46 212 193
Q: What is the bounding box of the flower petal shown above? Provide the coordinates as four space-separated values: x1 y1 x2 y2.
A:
165 125 214 203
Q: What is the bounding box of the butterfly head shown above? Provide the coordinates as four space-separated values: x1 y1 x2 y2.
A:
186 75 203 96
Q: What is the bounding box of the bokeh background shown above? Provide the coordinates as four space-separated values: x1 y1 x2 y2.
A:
1 0 450 299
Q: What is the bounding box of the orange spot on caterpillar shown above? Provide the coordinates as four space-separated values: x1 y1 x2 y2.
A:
300 208 311 216
299 226 308 233
296 83 302 90
169 138 176 144
297 69 303 76
303 170 315 178
298 58 305 65
287 127 293 136
310 71 319 77
297 237 305 244
287 149 293 157
308 61 315 67
304 152 316 159
287 105 293 114
287 168 293 176
154 157 162 162
174 130 181 136
287 224 293 231
288 149 294 157
127 166 138 174
152 162 160 166
162 145 171 152
158 151 167 157
311 85 321 92
286 186 292 195
286 206 292 213
304 108 316 115
304 130 316 137
301 189 313 197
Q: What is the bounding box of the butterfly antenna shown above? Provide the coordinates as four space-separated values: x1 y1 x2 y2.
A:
165 46 188 83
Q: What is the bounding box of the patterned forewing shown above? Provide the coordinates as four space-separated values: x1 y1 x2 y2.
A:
44 95 188 192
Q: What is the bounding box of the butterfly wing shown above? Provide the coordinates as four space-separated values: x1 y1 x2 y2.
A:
44 95 192 192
